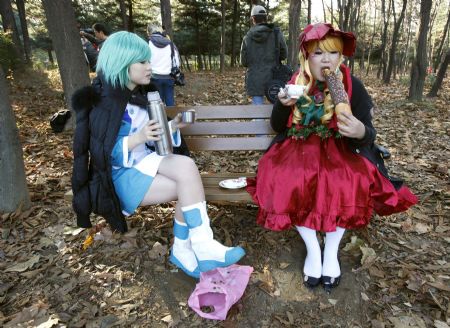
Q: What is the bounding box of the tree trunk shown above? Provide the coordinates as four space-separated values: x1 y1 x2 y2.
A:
428 49 449 97
160 0 173 39
230 0 238 67
343 0 352 31
400 1 413 76
41 0 90 118
128 0 134 32
330 0 335 25
366 0 377 76
384 0 407 84
184 55 191 72
47 49 54 65
377 0 390 79
0 0 24 62
433 8 450 71
195 12 202 70
359 11 366 71
426 0 440 68
15 0 31 63
288 0 301 70
307 0 311 24
321 0 327 22
337 0 344 28
118 0 129 30
408 0 432 101
220 0 225 73
0 67 30 213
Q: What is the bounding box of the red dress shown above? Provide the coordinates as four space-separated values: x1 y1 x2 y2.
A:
246 107 417 233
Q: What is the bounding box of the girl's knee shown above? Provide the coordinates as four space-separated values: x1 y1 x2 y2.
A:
168 154 199 174
181 156 199 173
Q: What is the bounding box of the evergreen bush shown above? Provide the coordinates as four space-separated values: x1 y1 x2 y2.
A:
0 32 20 72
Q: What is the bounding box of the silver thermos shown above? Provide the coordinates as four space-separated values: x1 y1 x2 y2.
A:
146 91 173 156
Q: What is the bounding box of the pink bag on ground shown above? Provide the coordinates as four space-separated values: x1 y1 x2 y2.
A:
188 264 253 320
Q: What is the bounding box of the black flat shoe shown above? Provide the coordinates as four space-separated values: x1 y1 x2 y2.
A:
322 276 340 294
303 275 321 289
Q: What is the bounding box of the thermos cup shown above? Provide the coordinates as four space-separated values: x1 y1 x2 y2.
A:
146 91 173 156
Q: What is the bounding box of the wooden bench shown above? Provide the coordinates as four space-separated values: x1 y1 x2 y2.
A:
166 104 274 202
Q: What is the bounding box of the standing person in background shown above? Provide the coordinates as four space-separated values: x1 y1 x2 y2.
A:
81 37 98 72
77 21 98 72
147 23 180 106
240 5 288 105
80 23 110 50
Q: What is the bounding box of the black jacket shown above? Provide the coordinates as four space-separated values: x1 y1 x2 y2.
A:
71 77 190 232
71 77 133 232
269 75 403 189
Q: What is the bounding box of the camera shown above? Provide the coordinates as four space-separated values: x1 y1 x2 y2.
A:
80 28 95 36
170 66 185 86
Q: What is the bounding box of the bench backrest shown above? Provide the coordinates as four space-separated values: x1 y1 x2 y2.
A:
166 105 275 151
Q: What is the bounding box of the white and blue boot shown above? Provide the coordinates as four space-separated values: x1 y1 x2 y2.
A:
182 201 245 272
169 219 200 278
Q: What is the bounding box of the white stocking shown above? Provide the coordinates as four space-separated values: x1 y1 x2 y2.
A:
322 227 345 278
296 226 322 278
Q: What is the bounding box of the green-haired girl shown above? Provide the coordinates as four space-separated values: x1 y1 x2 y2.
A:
72 31 244 279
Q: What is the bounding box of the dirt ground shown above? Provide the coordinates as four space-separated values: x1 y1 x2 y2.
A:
0 68 449 327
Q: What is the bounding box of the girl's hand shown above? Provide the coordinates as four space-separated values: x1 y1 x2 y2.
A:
337 112 366 139
278 89 297 107
137 119 162 143
127 119 162 150
170 110 193 130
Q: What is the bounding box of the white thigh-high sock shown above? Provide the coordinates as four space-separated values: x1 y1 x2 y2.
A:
296 226 322 278
322 227 346 278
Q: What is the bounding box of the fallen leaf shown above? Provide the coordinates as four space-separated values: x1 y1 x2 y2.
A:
5 255 40 272
434 320 450 328
414 223 431 234
360 246 376 266
35 315 59 328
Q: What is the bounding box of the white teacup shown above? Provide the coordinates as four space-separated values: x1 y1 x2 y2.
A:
285 84 305 99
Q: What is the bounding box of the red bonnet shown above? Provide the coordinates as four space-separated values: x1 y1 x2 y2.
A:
299 23 356 58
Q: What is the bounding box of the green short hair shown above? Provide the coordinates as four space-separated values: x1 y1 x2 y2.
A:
96 31 151 89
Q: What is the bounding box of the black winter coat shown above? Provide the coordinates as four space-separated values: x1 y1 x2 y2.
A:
72 78 133 232
269 75 404 190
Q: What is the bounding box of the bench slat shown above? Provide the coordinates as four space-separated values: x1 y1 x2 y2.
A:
182 121 275 135
203 188 253 202
166 105 273 119
201 172 255 184
185 137 272 151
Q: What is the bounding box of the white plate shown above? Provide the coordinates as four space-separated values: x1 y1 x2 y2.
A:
219 177 247 189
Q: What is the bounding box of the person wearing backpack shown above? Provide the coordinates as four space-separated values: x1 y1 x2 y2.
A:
147 23 181 106
240 5 288 105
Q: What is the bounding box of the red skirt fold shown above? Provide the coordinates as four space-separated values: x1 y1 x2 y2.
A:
246 136 417 232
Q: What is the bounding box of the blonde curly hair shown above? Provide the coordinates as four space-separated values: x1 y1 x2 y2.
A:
292 36 344 125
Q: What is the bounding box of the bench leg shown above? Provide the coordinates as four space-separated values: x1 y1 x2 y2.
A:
182 201 245 272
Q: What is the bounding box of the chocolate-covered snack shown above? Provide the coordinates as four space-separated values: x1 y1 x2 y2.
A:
322 68 352 115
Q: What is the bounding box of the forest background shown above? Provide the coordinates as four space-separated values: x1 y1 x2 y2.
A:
0 0 449 327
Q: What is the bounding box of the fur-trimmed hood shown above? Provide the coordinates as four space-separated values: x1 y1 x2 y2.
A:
71 85 101 114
